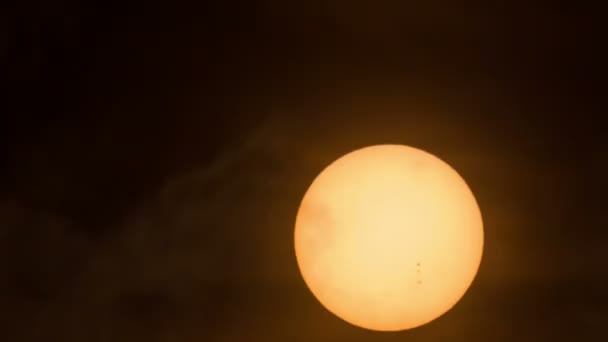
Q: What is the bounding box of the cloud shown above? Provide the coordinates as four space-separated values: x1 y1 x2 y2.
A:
0 200 91 339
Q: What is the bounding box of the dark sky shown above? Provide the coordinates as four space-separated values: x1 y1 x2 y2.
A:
1 1 605 341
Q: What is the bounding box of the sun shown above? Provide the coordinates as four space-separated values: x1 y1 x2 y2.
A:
294 144 483 331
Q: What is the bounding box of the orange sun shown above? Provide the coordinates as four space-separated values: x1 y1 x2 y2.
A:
294 145 483 331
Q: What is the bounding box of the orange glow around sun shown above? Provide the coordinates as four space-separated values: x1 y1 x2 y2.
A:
294 145 483 331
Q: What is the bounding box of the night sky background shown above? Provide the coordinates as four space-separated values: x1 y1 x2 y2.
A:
1 1 605 341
